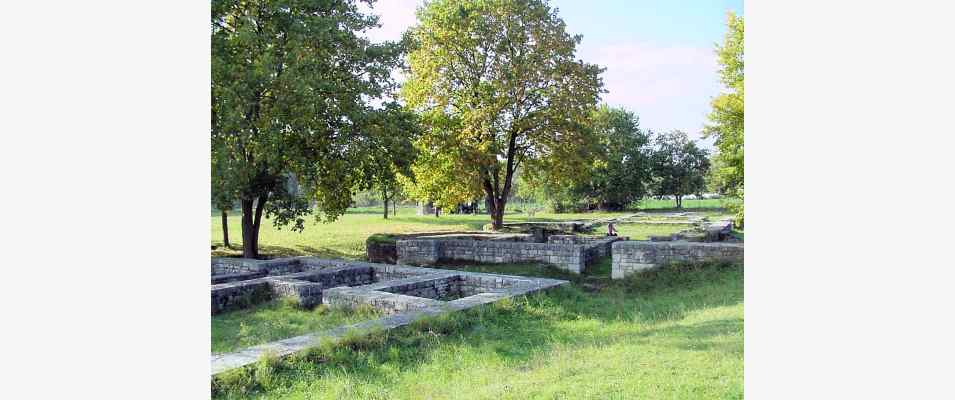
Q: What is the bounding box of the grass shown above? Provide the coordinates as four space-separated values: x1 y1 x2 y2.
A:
212 299 381 354
213 261 743 399
634 197 741 210
211 206 638 259
211 205 734 259
211 207 743 399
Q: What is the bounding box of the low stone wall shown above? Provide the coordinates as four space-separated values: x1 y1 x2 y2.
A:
397 237 624 274
210 259 377 314
366 239 397 263
211 279 273 314
611 241 744 279
212 257 569 376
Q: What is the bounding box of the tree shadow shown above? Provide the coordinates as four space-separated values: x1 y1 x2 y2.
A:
211 244 358 260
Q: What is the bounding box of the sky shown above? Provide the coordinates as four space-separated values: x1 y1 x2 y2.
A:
360 0 744 148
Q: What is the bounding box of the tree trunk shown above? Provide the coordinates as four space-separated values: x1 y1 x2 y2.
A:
392 199 398 216
491 198 507 230
382 189 389 219
240 199 257 259
676 195 683 209
251 194 267 255
434 206 439 217
221 210 230 248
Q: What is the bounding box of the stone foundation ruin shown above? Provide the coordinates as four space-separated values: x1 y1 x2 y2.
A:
611 241 744 279
211 257 567 376
396 235 626 274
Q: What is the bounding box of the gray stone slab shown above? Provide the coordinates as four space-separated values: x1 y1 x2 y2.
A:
211 257 569 377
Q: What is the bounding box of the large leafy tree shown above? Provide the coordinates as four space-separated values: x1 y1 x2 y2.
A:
212 0 404 258
572 105 651 211
649 130 710 209
402 0 604 229
353 104 420 219
704 12 744 225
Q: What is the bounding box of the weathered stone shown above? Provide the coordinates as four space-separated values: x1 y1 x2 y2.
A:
611 241 743 280
396 236 626 274
210 256 568 377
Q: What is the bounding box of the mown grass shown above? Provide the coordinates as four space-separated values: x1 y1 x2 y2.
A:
634 197 741 210
212 300 381 354
211 207 639 259
213 261 743 399
211 206 734 259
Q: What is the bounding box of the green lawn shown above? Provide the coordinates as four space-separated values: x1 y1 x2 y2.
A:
212 300 381 354
213 261 743 399
634 197 741 210
211 207 743 399
211 206 733 259
211 207 637 259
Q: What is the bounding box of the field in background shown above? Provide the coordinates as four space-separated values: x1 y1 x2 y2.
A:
212 207 634 259
212 204 735 259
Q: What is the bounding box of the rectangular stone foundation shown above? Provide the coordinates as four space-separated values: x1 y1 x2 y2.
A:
611 241 744 279
211 257 568 376
396 236 625 274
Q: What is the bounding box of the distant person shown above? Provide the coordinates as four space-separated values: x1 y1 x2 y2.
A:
607 222 618 236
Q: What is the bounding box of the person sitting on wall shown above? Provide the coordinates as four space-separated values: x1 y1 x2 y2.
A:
607 222 618 236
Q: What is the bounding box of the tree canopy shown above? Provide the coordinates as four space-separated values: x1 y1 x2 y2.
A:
401 0 604 228
649 130 710 209
704 12 744 224
211 0 409 257
572 105 651 210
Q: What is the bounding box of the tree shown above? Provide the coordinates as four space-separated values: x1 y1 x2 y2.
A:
402 0 604 229
353 104 420 219
572 105 651 210
212 156 234 248
649 130 710 209
703 12 744 225
212 0 404 258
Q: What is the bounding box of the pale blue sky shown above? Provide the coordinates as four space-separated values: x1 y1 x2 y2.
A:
363 0 743 147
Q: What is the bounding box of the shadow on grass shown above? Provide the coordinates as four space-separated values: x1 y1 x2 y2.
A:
213 263 743 398
637 207 729 213
211 244 358 260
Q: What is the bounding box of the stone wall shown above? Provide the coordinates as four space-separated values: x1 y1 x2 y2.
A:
212 257 569 376
397 237 624 274
211 279 273 314
210 259 377 314
611 241 744 279
366 239 397 263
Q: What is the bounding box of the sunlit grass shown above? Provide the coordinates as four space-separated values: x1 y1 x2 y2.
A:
212 299 380 354
212 261 744 399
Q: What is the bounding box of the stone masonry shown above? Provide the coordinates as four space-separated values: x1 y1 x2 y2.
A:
611 241 744 279
210 258 376 314
396 236 625 274
211 257 567 376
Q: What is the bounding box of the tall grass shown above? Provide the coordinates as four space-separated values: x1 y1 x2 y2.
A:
212 261 743 399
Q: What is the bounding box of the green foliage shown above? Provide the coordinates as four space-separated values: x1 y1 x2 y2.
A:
353 104 421 212
365 233 397 245
704 12 744 225
649 130 710 208
211 0 406 256
571 105 652 210
401 0 604 226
